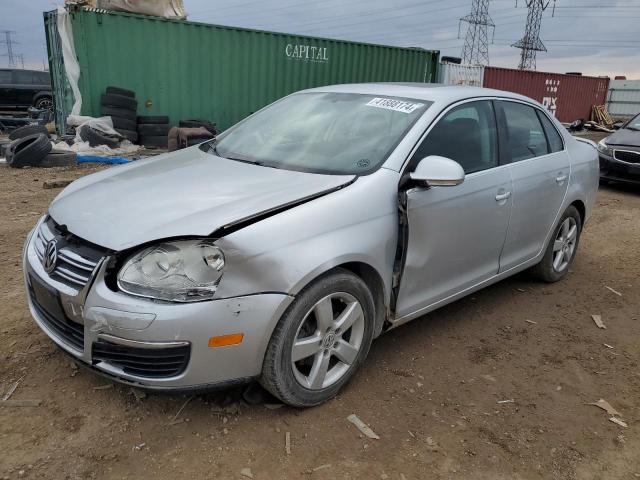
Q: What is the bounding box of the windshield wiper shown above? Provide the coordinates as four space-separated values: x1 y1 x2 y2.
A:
207 142 266 166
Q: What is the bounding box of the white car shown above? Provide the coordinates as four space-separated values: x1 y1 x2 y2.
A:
23 84 599 406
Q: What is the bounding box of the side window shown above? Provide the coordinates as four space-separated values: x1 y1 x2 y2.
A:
0 70 11 83
537 110 564 153
411 100 498 174
500 101 549 162
13 71 35 85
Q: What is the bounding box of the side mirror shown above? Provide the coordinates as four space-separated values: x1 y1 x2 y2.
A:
410 155 465 187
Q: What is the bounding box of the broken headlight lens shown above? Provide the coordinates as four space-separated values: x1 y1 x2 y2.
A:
117 240 225 302
597 139 613 157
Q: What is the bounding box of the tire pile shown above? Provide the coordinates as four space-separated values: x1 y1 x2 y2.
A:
138 115 170 149
4 124 77 169
100 86 139 144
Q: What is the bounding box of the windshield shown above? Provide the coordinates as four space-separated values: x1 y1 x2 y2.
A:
626 113 640 131
206 92 431 175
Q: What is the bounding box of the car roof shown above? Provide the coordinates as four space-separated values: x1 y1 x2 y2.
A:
301 82 536 105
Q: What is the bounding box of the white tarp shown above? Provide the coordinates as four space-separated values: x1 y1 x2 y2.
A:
56 115 141 156
66 0 187 19
57 6 82 116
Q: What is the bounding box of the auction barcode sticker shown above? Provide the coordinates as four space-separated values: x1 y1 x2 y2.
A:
366 97 424 113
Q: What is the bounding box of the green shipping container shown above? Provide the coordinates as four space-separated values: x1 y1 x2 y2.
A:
44 7 439 131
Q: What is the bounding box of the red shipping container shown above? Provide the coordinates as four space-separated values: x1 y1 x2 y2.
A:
483 66 610 123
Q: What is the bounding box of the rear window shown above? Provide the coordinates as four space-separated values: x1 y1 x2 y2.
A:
501 101 549 162
13 71 35 84
537 110 564 153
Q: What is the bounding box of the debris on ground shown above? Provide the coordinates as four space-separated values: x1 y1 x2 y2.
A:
497 399 515 404
285 432 291 455
525 319 538 325
311 464 331 472
133 443 146 451
240 467 254 479
2 376 24 402
347 414 380 440
604 286 623 297
481 374 497 383
591 314 606 329
167 396 193 425
92 384 114 390
604 343 614 349
609 417 628 428
43 179 72 189
130 388 146 402
589 399 621 417
0 399 42 407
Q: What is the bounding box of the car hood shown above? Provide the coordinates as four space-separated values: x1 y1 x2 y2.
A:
605 128 640 147
49 147 355 251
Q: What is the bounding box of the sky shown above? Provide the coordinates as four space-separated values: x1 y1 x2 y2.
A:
1 0 639 78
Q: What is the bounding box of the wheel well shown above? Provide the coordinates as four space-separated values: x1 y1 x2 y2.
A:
336 262 387 338
32 92 51 102
570 199 586 225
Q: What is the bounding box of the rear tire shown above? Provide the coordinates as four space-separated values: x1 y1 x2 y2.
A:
9 124 48 141
530 205 582 283
139 135 168 149
9 134 52 168
260 269 375 407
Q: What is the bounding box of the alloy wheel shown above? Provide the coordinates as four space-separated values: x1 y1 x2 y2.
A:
552 217 577 272
291 292 365 390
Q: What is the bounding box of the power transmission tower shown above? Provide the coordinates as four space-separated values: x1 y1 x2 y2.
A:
511 0 556 70
0 30 18 67
459 0 495 65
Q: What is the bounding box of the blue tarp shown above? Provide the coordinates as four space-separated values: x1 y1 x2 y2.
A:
76 155 130 164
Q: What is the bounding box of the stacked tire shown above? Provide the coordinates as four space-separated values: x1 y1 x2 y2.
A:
137 115 170 149
100 86 138 144
6 133 76 168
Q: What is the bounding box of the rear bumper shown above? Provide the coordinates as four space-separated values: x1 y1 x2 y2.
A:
23 224 294 390
599 154 640 184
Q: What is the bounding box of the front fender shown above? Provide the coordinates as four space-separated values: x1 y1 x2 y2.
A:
214 169 400 306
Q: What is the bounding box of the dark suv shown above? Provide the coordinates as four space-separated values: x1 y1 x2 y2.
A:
0 69 52 111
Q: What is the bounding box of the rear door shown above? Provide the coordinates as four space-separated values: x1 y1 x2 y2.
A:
496 100 570 271
12 70 36 107
395 100 513 317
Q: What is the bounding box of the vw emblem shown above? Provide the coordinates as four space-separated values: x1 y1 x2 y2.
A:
42 239 58 274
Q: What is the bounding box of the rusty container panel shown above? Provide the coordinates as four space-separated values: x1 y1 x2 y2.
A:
483 66 610 123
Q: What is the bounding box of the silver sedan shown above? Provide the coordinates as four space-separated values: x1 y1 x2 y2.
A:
23 84 599 406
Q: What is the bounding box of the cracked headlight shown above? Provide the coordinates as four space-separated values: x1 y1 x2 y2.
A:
597 139 613 157
117 239 225 302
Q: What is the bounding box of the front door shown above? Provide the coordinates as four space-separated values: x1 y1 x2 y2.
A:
496 101 571 271
395 100 513 318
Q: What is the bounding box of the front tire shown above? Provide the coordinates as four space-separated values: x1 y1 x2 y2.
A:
531 205 582 283
261 269 375 407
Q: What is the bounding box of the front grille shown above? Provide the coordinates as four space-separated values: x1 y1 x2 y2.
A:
92 339 191 378
33 217 105 290
614 150 640 164
29 282 84 351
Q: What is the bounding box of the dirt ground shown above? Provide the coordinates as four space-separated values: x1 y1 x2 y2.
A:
1 147 639 480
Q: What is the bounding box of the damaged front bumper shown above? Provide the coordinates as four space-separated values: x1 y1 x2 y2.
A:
23 224 293 390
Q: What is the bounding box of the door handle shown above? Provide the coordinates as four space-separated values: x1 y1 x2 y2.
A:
495 191 511 202
556 174 568 184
